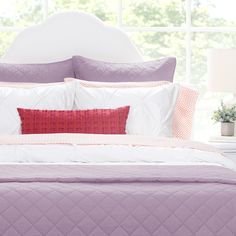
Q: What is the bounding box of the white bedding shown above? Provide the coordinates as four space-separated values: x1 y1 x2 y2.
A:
75 82 179 137
0 81 75 135
0 134 235 171
0 143 235 171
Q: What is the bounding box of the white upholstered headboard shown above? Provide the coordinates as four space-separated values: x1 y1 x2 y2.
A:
2 11 143 64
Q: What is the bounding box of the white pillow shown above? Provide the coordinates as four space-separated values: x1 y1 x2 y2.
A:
75 82 180 137
0 81 76 135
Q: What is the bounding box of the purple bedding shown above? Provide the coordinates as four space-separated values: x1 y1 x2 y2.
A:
72 55 176 83
0 59 74 83
0 164 236 236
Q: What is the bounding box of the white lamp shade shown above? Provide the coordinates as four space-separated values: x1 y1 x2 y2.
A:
208 49 236 93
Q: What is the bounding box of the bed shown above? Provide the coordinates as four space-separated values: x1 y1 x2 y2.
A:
0 11 236 236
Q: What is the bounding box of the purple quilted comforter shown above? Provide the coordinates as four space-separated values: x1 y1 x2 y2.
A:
1 164 236 236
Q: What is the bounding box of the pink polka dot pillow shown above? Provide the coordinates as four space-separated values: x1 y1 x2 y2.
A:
172 86 198 139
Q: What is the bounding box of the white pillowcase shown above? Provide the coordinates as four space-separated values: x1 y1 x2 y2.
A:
75 82 180 137
0 81 76 135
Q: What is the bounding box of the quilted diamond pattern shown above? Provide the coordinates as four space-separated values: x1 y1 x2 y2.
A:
0 165 236 236
72 55 176 83
0 59 74 83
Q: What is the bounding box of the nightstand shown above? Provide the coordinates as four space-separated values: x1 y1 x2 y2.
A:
208 136 236 163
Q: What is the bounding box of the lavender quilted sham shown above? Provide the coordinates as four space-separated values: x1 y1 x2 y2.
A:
72 55 176 82
0 164 236 236
0 59 74 83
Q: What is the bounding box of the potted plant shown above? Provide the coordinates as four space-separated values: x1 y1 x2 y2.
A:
212 102 236 136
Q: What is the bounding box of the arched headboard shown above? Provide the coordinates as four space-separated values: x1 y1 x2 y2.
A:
2 11 142 64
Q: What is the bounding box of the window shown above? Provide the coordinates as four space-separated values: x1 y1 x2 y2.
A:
0 0 235 140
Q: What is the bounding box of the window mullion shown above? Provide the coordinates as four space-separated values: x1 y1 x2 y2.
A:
186 0 192 83
121 26 236 33
43 0 49 20
191 27 236 32
118 0 123 27
121 27 187 32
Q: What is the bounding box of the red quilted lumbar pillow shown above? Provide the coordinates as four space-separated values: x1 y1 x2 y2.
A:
17 106 130 134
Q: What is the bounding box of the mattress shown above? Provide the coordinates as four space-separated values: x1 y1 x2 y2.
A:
0 134 235 236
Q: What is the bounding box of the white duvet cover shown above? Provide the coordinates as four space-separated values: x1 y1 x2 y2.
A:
0 134 235 172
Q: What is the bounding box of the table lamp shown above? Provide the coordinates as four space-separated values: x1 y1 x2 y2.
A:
208 49 236 136
208 48 236 103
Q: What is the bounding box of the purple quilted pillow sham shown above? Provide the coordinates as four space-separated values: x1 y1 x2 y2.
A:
72 55 176 82
0 59 74 83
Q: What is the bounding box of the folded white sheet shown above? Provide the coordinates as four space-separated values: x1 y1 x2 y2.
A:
0 134 235 171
